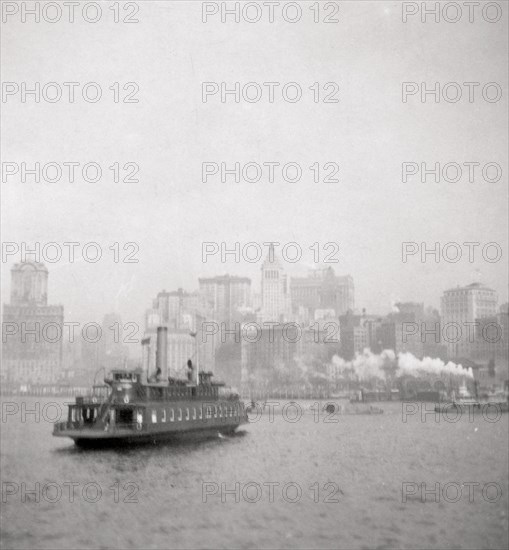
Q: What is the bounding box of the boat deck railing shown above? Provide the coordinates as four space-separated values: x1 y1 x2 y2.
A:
77 396 110 405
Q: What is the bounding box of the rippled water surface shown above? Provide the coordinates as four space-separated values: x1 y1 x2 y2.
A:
1 398 508 549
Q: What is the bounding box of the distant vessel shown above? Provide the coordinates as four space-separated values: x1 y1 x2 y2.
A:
434 386 509 414
53 327 248 447
324 402 384 415
434 400 508 414
434 400 481 414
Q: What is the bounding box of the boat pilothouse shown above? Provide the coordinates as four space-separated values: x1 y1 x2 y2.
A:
53 327 248 446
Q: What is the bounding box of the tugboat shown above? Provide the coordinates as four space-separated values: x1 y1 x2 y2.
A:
434 382 509 415
53 327 248 447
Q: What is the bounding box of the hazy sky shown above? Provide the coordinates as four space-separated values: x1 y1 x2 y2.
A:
2 1 508 335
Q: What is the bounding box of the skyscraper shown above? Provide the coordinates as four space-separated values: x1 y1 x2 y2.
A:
198 274 251 324
260 244 291 323
441 282 499 358
1 262 63 385
290 267 354 318
147 288 202 330
144 288 214 379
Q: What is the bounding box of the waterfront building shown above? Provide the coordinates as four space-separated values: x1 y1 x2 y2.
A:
240 324 331 395
374 303 447 360
214 334 242 390
339 310 380 359
259 244 291 323
144 324 199 379
290 267 354 318
144 289 216 378
378 320 424 359
198 274 251 324
1 261 63 384
471 304 509 365
147 288 202 330
441 283 498 359
387 302 425 358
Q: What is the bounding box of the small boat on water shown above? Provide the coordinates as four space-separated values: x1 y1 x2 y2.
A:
323 402 384 415
434 400 508 414
246 399 384 416
53 327 248 447
433 382 509 414
244 400 383 416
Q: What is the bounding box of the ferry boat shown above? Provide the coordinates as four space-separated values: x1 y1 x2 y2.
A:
53 327 248 447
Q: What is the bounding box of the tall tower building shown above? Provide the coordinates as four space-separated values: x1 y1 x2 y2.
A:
144 288 213 379
146 288 201 330
2 262 63 385
260 244 290 323
10 260 49 305
290 267 354 318
441 282 498 359
198 275 251 324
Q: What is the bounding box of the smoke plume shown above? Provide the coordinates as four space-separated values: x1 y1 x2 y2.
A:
330 349 473 381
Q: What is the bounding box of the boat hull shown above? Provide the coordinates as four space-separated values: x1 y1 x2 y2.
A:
55 421 245 448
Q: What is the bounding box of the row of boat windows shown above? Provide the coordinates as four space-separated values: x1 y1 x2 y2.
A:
150 405 240 423
69 404 241 424
145 386 217 399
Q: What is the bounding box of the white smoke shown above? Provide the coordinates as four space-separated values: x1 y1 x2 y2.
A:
330 349 473 381
397 352 473 379
331 349 395 381
293 355 330 384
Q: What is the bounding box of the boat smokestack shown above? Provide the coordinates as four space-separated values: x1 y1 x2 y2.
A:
141 337 151 376
156 327 168 377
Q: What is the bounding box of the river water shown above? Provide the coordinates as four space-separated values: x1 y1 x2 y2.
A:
1 397 508 549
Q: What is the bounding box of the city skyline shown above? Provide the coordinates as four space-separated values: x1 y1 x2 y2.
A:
1 252 506 332
2 255 506 375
